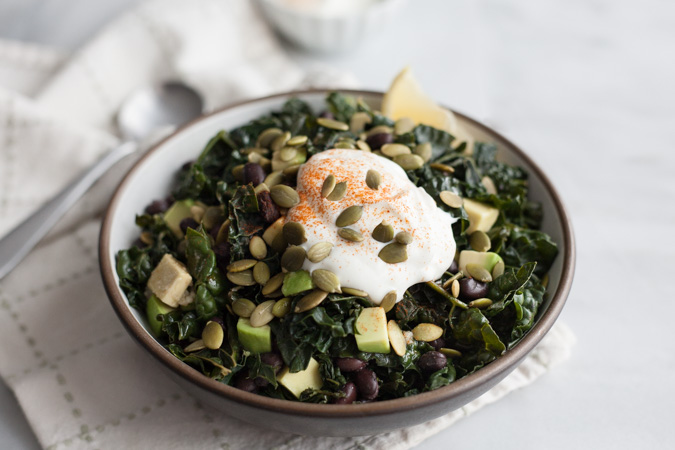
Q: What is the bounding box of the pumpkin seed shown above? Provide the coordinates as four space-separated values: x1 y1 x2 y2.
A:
441 270 464 290
372 221 394 243
469 230 491 252
232 298 256 318
395 231 413 245
279 146 297 162
270 185 300 208
466 263 493 282
492 260 505 279
321 174 336 198
338 228 364 242
366 125 393 137
256 127 283 148
283 222 307 246
307 241 333 263
283 164 301 178
342 287 369 297
244 146 269 156
264 171 285 187
317 117 349 131
439 348 462 358
312 269 341 294
253 261 271 285
414 142 432 162
215 219 231 245
262 273 285 296
227 259 257 273
380 291 397 313
394 153 425 171
140 231 154 246
430 162 455 173
262 218 284 246
378 242 408 264
387 320 407 356
451 279 460 298
335 141 356 149
381 143 411 158
468 298 493 309
481 176 497 194
366 169 381 190
190 205 205 222
202 321 224 349
439 190 463 208
294 290 328 313
227 270 256 286
542 273 549 289
232 164 245 182
287 135 308 146
349 112 372 133
336 205 363 227
271 131 291 152
326 181 347 201
394 117 415 135
249 236 268 260
184 339 206 353
281 246 306 272
272 297 291 317
356 140 371 152
250 300 276 327
412 323 443 342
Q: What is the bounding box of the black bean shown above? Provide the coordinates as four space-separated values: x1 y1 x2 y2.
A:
334 382 357 405
209 218 224 241
354 369 378 400
132 238 147 249
366 133 394 150
336 357 366 373
254 377 269 388
234 377 258 393
179 217 199 233
181 160 194 171
209 316 226 330
319 111 335 119
244 163 266 186
145 199 170 215
449 259 459 274
418 351 447 373
260 352 284 374
213 243 231 273
428 337 446 351
458 277 489 301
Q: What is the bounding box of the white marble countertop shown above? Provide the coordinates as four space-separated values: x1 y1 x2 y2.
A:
1 0 674 449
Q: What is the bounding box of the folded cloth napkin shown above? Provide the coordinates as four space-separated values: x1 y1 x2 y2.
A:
0 1 575 448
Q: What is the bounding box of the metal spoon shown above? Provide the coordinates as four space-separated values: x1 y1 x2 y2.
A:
0 81 203 280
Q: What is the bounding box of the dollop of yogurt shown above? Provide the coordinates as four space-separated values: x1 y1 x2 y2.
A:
286 149 456 304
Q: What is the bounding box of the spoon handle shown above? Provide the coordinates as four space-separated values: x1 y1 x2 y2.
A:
0 141 138 280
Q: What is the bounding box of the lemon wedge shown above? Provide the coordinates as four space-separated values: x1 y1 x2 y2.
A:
382 67 474 152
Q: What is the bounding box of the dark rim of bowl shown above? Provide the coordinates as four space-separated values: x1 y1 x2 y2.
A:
100 89 575 418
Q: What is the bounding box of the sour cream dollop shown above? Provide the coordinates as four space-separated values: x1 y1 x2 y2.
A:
285 149 457 304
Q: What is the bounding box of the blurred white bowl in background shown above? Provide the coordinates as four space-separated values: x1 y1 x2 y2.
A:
257 0 406 54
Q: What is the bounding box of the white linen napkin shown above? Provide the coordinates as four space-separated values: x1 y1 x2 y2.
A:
0 1 575 448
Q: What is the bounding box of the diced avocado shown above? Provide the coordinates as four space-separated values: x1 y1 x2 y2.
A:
146 295 175 337
463 199 499 234
282 270 313 296
146 254 192 307
163 199 194 238
271 147 307 172
237 318 272 353
355 307 391 354
458 250 503 276
278 357 323 398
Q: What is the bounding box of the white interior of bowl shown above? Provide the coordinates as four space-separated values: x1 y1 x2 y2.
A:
106 92 566 342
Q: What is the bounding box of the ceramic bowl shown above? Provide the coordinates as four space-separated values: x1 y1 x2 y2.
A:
100 90 575 437
256 0 406 54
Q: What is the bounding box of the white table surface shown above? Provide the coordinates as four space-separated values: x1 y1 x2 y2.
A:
1 0 674 449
